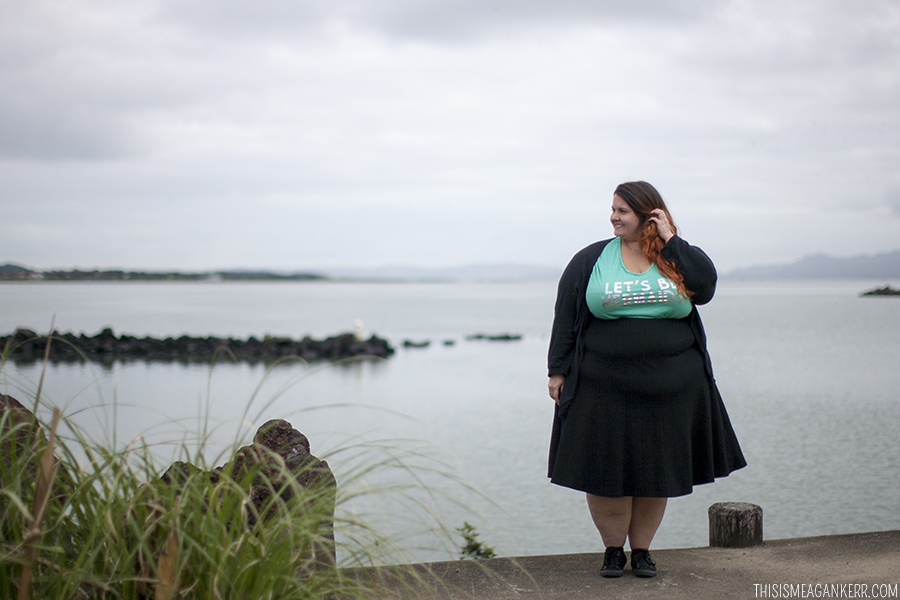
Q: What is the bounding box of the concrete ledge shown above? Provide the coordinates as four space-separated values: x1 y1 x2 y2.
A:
367 530 900 599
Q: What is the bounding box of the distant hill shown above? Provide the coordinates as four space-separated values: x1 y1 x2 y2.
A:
724 250 900 280
0 263 32 280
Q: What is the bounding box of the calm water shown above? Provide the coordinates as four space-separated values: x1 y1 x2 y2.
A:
2 279 899 563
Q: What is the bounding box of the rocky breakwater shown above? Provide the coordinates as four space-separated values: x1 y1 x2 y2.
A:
1 327 394 365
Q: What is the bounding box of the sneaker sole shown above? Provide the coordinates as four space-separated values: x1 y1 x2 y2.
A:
633 569 657 577
601 569 624 578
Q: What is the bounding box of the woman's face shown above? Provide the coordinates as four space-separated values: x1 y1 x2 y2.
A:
610 194 642 241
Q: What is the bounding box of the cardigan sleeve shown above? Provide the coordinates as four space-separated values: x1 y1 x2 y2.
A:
547 240 608 377
661 235 717 306
547 269 577 375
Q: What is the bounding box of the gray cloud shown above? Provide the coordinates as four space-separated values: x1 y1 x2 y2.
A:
158 0 713 42
0 102 142 161
344 0 712 40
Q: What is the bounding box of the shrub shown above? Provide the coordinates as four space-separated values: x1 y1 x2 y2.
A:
457 522 496 560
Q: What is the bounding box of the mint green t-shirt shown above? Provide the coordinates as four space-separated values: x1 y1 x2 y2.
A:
585 237 693 319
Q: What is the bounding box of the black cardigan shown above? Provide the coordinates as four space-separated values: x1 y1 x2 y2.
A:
547 235 718 419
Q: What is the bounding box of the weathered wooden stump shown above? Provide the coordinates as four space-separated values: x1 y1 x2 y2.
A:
708 502 763 547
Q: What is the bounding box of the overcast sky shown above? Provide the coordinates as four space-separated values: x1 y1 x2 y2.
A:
1 0 898 273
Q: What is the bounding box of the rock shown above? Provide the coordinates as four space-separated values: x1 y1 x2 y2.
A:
403 339 431 348
220 420 336 536
860 285 900 296
134 419 337 586
0 394 70 529
0 394 42 480
465 333 523 341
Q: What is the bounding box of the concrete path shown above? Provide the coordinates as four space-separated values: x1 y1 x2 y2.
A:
370 530 900 599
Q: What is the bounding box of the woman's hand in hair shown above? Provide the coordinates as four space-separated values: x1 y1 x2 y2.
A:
648 209 675 243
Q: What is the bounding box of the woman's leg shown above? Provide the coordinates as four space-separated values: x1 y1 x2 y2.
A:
585 494 632 547
586 494 667 549
628 497 667 549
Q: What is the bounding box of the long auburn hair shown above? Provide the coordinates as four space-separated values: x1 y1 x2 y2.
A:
614 181 692 299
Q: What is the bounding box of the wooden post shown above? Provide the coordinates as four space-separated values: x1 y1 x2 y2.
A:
708 502 763 548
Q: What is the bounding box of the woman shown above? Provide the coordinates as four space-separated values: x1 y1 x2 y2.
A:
547 181 745 578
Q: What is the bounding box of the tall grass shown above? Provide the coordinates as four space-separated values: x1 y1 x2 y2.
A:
0 333 483 599
2 405 367 598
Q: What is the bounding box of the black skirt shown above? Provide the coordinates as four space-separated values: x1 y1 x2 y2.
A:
548 316 745 498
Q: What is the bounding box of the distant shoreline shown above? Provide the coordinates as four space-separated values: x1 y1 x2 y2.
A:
0 264 328 282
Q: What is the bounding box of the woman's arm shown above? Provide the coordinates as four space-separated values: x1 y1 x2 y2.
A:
661 236 718 305
548 242 602 375
547 240 608 414
547 259 581 376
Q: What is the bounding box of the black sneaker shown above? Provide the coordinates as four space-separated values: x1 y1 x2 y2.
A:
600 546 626 577
631 548 657 577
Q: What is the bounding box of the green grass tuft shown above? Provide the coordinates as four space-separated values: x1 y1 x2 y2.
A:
456 522 496 560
